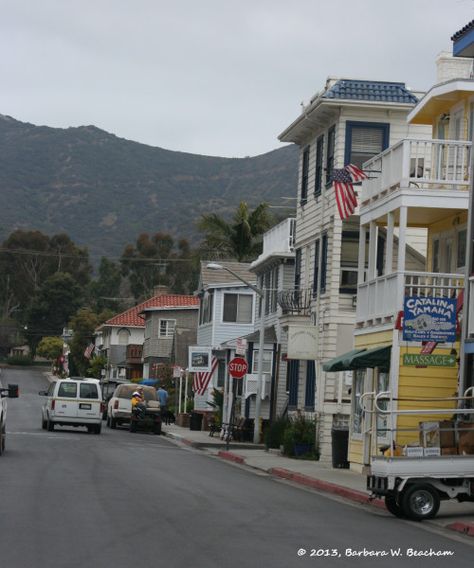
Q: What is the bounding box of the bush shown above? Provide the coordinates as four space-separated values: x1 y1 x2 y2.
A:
7 354 33 366
264 415 289 449
282 414 318 459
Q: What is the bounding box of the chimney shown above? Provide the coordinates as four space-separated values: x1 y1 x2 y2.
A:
153 285 170 297
436 51 473 83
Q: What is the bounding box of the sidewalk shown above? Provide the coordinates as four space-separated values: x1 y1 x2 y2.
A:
163 422 474 538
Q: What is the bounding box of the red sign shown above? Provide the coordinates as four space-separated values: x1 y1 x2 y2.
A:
228 357 248 379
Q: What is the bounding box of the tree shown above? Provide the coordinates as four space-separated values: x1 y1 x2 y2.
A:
87 355 107 380
37 336 64 361
121 232 198 300
197 201 272 261
68 308 99 377
89 257 123 312
26 273 83 355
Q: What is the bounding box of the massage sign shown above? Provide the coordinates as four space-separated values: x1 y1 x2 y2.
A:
403 296 457 343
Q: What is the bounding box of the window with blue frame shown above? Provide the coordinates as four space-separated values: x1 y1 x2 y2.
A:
326 125 335 186
301 146 310 204
344 121 390 169
312 234 328 297
294 248 302 290
304 360 316 410
287 359 300 408
314 134 324 196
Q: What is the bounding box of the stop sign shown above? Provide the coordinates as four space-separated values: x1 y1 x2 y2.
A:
228 357 248 379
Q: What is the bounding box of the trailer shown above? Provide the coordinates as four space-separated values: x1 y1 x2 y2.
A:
366 388 474 521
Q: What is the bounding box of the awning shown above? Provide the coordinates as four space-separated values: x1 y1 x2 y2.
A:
323 345 391 372
323 349 366 372
343 345 391 372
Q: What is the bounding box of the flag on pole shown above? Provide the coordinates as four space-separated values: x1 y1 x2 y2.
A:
192 356 218 396
84 343 95 359
331 163 367 220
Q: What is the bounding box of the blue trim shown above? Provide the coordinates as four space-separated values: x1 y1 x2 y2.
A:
453 28 474 57
304 360 316 409
287 359 300 407
344 121 390 166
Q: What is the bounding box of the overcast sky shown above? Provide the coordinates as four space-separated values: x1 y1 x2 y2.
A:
1 0 473 157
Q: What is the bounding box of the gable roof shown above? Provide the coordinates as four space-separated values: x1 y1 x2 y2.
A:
323 80 418 104
200 261 256 289
102 294 199 328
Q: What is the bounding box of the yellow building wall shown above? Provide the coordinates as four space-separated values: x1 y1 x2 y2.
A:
425 212 467 270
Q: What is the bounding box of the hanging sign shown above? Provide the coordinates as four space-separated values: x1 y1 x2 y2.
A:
403 353 457 367
287 325 318 360
402 297 457 343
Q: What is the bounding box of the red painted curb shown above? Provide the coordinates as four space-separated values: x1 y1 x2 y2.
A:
446 522 474 537
269 468 385 509
218 451 245 464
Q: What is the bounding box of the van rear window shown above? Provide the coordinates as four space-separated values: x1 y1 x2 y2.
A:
80 383 99 399
58 383 77 398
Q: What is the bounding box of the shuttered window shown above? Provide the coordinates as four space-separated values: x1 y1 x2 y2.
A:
326 126 336 184
301 146 310 203
304 360 316 410
287 359 300 408
345 122 389 169
315 134 324 196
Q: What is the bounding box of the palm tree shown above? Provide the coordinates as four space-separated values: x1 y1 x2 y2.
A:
197 201 272 262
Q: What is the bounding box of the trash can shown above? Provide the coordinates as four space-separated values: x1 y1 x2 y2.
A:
331 428 349 468
189 412 203 431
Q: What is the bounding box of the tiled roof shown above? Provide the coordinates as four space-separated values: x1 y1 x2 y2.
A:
200 260 256 289
103 294 199 328
324 80 418 104
451 20 474 41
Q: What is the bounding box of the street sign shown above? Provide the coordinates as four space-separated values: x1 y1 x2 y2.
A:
228 357 248 379
236 338 247 356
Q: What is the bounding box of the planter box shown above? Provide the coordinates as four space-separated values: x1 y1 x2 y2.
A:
176 413 190 428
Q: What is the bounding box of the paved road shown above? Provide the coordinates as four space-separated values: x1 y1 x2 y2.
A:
1 367 473 568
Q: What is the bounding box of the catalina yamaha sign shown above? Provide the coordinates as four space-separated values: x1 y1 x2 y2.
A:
403 296 457 343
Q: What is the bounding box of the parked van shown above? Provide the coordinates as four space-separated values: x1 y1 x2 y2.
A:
39 377 104 434
0 373 19 454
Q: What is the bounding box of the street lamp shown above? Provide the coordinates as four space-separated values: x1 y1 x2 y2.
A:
206 262 266 444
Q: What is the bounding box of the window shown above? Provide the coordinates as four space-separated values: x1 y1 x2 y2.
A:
117 328 129 346
223 294 253 323
304 360 316 410
457 229 467 270
340 231 360 293
159 319 176 338
217 359 225 388
351 369 366 435
251 350 273 374
313 234 328 297
376 371 389 440
326 125 336 184
301 146 310 203
80 383 99 399
294 249 302 290
58 382 77 398
199 290 214 325
315 134 324 196
344 121 389 169
432 239 440 272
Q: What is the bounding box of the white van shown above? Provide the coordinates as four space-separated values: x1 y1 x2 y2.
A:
40 377 104 434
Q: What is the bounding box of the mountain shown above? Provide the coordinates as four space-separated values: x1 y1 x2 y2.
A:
0 115 298 260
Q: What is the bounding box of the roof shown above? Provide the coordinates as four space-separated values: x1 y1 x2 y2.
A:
102 294 199 328
451 20 474 41
200 261 256 289
323 80 418 104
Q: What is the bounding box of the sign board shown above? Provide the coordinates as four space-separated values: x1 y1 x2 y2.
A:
235 337 248 356
420 341 437 354
287 325 318 360
228 357 248 379
403 296 457 343
188 346 212 373
402 353 457 367
172 365 182 378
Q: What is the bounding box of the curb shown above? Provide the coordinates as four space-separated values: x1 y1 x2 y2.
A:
217 450 246 464
446 522 474 537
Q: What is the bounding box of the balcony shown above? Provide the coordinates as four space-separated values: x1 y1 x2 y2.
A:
356 271 464 328
277 288 312 315
362 138 472 206
251 218 296 269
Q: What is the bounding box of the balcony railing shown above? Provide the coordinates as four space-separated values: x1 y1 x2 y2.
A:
277 288 312 315
357 271 464 326
362 138 472 204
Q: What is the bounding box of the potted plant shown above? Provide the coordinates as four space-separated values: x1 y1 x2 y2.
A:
282 413 317 458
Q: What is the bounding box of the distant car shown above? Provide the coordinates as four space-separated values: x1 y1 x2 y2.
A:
107 384 159 429
0 374 19 455
39 377 103 434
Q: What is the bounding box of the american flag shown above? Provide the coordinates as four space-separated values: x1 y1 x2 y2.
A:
84 343 95 359
193 356 218 396
331 164 367 220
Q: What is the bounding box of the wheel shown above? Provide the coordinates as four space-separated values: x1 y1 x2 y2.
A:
154 422 162 435
106 416 111 428
129 420 137 433
385 493 406 518
87 426 94 433
47 418 55 432
42 418 47 430
401 484 440 521
95 423 102 435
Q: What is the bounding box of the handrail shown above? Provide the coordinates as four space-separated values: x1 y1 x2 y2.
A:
374 391 474 415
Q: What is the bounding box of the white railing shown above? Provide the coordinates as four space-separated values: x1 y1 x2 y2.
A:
357 271 464 325
469 277 474 336
362 139 472 204
251 218 296 268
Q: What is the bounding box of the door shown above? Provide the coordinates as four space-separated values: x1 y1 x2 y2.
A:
53 381 79 419
76 382 101 421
